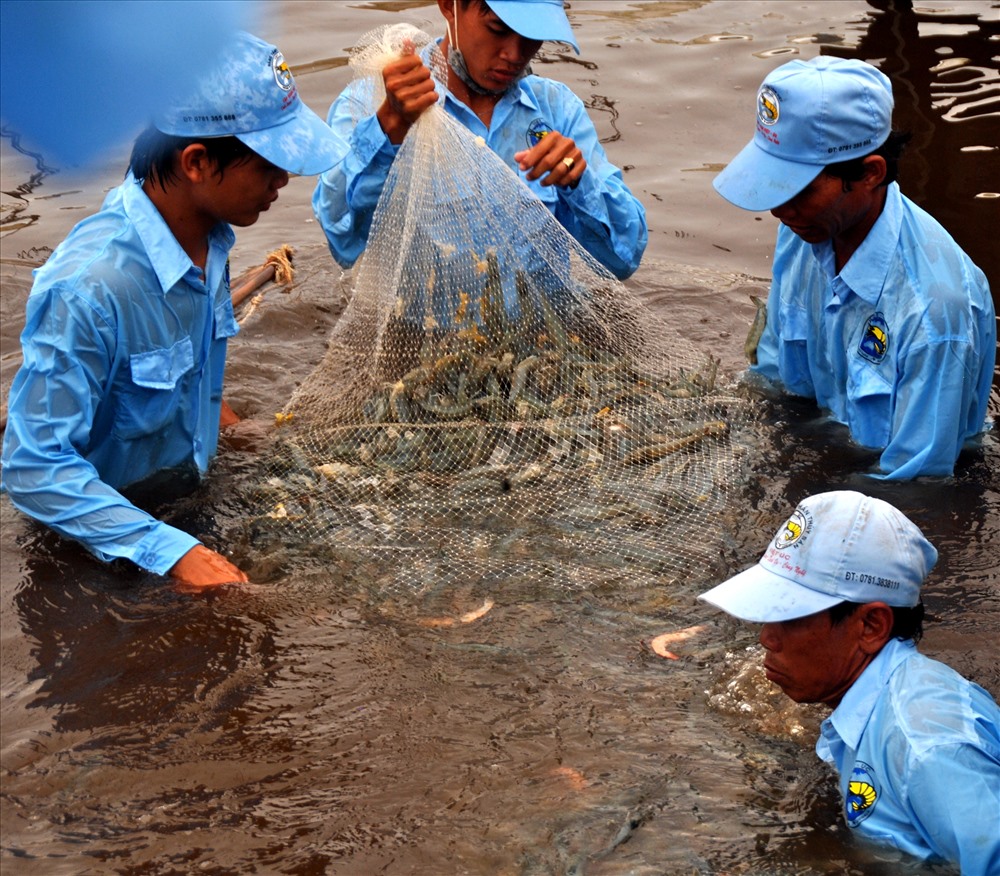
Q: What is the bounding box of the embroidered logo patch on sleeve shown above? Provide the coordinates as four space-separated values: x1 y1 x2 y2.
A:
846 761 880 826
858 312 889 364
526 118 552 148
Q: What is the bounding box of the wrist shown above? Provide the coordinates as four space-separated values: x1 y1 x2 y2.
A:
376 104 410 145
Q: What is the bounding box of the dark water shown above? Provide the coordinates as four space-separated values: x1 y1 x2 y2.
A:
1 2 997 874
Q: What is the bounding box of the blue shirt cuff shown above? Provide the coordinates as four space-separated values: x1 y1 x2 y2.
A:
130 523 201 576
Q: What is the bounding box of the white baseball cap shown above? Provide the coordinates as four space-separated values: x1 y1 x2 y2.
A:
698 491 937 623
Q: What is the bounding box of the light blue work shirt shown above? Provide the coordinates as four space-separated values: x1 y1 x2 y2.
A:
1 177 239 575
312 40 647 280
817 637 1000 873
753 182 995 480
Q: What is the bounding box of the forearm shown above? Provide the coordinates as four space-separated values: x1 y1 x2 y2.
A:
312 101 399 269
749 255 816 395
2 426 198 574
749 323 783 384
557 169 648 279
908 744 1000 872
876 342 978 479
545 92 647 279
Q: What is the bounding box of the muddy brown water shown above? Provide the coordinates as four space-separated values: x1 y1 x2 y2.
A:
1 2 997 874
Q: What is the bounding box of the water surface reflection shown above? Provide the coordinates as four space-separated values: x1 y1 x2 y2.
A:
1 2 996 874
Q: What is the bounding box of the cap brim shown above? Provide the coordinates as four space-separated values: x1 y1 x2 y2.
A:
698 562 842 623
713 138 824 212
488 0 581 53
237 103 342 176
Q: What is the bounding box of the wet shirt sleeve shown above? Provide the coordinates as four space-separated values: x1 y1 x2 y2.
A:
539 81 648 280
750 230 817 396
871 247 995 481
875 334 983 479
902 740 1000 875
312 85 398 269
2 283 200 574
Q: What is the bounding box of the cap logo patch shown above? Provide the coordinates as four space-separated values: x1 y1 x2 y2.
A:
858 312 889 364
757 86 780 126
774 507 810 550
271 49 293 91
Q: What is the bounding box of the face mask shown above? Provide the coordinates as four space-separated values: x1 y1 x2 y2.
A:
446 13 532 97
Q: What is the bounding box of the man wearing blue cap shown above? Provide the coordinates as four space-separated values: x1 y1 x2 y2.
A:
313 0 647 280
2 32 341 589
714 57 995 481
699 490 1000 873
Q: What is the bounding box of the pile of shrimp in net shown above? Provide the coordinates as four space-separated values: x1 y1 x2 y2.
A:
245 25 760 603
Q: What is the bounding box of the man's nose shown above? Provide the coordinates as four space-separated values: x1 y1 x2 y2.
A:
758 623 780 651
502 35 538 64
771 200 794 222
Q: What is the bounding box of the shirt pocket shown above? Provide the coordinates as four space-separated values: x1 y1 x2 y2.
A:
112 337 194 441
846 364 893 449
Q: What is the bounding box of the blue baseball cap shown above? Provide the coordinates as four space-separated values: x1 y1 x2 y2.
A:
714 57 894 212
698 491 937 623
488 0 580 54
155 31 340 176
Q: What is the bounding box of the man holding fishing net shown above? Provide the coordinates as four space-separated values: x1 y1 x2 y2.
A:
261 4 749 591
700 491 1000 873
2 32 340 589
714 57 995 480
313 0 647 280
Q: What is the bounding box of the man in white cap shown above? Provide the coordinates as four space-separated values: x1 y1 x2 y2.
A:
2 32 341 589
714 57 995 481
699 490 1000 872
313 0 647 280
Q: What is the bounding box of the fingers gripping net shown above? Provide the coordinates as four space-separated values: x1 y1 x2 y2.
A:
252 25 756 599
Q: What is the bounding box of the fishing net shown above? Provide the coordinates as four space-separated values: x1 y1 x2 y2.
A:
247 24 758 600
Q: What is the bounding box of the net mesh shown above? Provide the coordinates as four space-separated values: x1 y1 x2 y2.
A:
248 25 758 599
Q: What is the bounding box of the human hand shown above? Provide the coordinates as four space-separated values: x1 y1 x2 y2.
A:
377 41 438 144
219 398 240 428
219 415 273 453
514 131 585 188
169 544 249 590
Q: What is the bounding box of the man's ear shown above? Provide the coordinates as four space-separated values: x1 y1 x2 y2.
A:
857 602 894 654
438 0 455 28
176 143 214 184
861 154 888 190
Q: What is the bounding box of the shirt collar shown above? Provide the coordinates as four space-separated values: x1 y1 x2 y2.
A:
122 176 235 294
826 637 917 750
837 182 903 305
